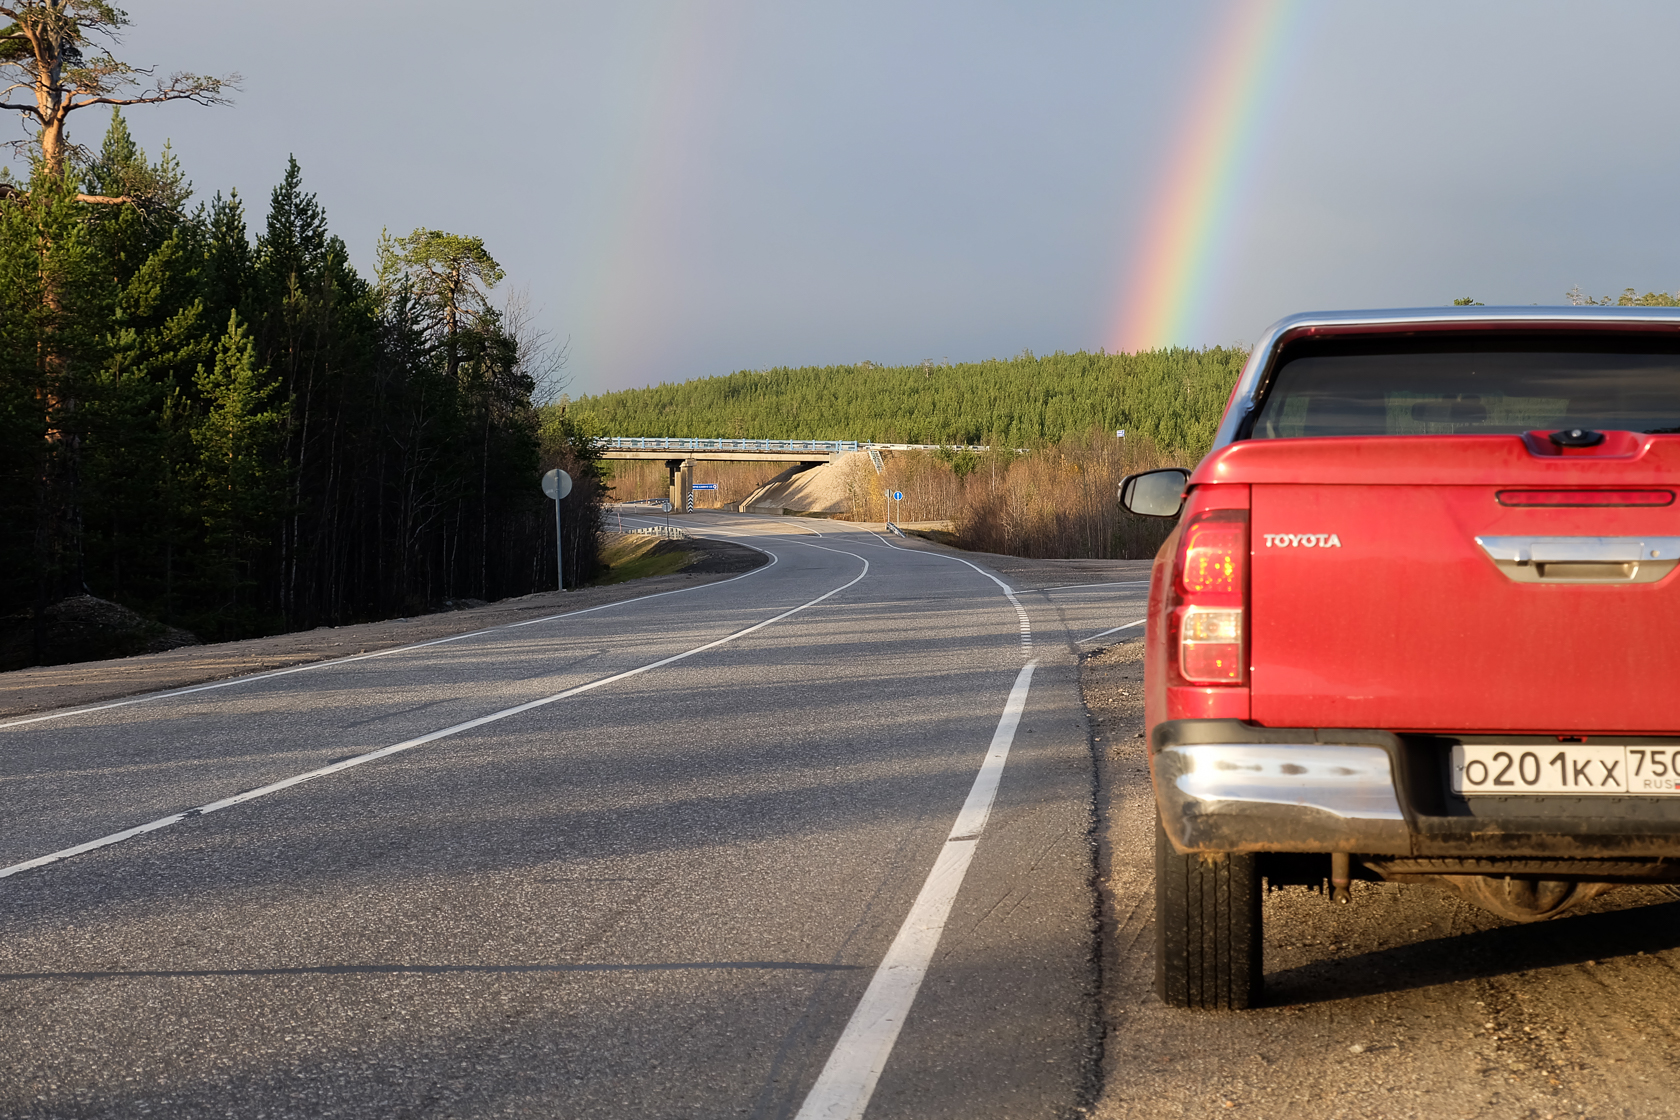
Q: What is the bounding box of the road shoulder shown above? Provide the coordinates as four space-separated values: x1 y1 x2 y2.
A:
1082 639 1680 1119
0 536 768 718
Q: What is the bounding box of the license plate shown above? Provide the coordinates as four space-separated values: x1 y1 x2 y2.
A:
1451 744 1680 796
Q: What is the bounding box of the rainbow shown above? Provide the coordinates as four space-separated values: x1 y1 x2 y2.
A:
1112 0 1303 353
574 5 744 390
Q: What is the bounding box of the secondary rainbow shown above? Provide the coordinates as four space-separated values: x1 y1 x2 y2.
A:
1113 0 1302 353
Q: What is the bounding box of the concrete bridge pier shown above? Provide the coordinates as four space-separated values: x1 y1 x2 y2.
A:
666 457 693 513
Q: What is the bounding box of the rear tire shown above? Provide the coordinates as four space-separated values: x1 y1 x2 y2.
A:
1155 816 1263 1009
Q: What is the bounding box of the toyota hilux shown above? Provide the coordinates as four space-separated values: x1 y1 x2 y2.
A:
1119 306 1680 1009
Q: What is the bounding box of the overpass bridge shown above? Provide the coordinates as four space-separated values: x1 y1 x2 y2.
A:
597 437 861 463
595 437 860 512
596 437 982 511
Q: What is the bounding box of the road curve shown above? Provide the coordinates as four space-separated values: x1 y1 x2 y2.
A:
0 512 1145 1119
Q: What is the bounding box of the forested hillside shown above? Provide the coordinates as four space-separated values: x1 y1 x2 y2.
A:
0 2 599 667
567 347 1248 453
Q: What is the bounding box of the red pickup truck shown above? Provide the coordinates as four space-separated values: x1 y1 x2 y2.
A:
1119 306 1680 1010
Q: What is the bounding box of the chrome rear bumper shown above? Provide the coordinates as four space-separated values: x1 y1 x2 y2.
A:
1152 720 1411 854
1150 719 1680 861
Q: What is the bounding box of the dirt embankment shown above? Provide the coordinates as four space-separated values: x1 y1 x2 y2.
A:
739 453 862 515
0 535 767 720
0 595 201 672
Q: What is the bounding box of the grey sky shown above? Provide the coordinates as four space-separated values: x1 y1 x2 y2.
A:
53 2 1680 396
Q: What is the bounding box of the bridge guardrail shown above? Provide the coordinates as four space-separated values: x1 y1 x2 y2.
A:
597 437 861 454
596 437 997 454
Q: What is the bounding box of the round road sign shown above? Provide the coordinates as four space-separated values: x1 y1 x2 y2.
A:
541 469 573 500
891 490 904 501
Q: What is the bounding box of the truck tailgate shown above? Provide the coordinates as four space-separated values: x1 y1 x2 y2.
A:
1246 449 1680 734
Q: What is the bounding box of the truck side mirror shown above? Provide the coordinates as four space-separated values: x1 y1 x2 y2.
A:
1119 468 1189 518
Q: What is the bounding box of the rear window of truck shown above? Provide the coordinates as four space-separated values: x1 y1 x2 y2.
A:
1249 333 1680 439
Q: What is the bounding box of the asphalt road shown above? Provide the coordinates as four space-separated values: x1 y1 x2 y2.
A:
0 512 1151 1119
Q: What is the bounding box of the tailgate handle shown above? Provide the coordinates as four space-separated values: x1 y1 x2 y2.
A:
1475 536 1680 584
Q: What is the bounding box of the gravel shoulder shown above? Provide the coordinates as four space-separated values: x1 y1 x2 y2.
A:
0 536 767 719
1083 640 1680 1120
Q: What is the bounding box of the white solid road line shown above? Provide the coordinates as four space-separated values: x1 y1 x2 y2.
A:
0 545 780 732
1017 580 1151 592
1076 619 1146 644
795 660 1038 1120
0 553 866 882
636 517 1035 657
859 533 1034 656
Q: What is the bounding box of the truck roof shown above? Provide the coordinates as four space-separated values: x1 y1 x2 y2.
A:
1213 305 1680 451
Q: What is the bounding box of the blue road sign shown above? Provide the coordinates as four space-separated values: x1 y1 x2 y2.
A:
692 482 718 490
891 491 904 501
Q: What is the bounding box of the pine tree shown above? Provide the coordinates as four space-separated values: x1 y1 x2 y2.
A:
192 309 281 625
256 157 328 298
203 189 251 323
0 2 232 184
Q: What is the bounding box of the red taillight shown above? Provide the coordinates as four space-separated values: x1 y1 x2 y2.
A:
1181 516 1246 595
1174 509 1248 685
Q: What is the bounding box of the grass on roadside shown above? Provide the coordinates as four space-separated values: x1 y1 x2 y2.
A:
594 534 692 585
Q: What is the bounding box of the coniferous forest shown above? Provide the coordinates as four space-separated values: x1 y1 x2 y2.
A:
565 347 1249 454
0 110 601 667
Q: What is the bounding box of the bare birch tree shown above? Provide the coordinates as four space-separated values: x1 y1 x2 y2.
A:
501 285 569 405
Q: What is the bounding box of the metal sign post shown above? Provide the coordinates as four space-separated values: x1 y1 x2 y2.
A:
541 469 573 590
